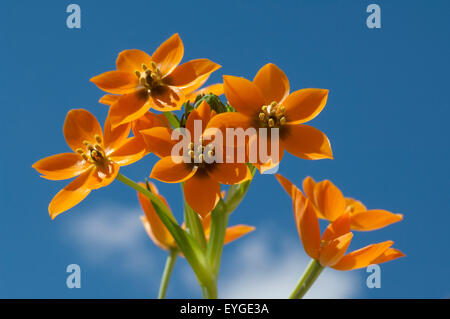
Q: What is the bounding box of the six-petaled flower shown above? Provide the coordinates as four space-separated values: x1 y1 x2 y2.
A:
91 33 221 127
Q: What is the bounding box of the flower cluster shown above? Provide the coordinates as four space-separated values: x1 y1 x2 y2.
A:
32 33 404 298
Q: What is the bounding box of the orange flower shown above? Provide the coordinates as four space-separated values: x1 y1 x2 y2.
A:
138 182 254 251
32 109 145 219
207 63 332 171
291 187 404 270
99 82 224 108
90 33 221 127
141 101 252 217
276 174 403 231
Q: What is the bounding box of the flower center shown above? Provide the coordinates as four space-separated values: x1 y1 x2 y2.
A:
187 140 215 166
258 101 287 128
135 62 164 93
76 135 107 166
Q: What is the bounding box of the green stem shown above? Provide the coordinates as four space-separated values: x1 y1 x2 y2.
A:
206 202 229 278
289 259 324 299
201 280 218 299
158 248 178 299
204 165 257 295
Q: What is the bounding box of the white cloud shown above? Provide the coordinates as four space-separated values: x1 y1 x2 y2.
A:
63 205 363 298
219 231 361 299
64 204 157 275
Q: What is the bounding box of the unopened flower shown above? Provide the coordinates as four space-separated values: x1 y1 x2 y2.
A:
138 182 254 250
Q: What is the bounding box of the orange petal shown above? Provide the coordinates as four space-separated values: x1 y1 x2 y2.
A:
132 112 170 137
207 163 251 185
109 89 149 127
167 59 221 90
302 176 317 201
345 198 367 214
275 174 299 198
186 100 213 135
350 210 403 231
293 189 321 260
184 173 220 217
224 225 255 245
281 123 333 160
283 89 328 124
99 94 120 106
247 135 284 174
223 75 265 117
332 241 394 271
48 169 93 219
149 86 185 112
313 180 346 221
141 216 174 251
253 153 284 174
249 130 284 169
109 136 146 166
88 163 120 190
32 153 91 181
370 248 405 265
186 83 224 101
201 213 212 234
138 182 176 250
319 232 353 267
205 112 252 141
90 70 138 94
150 156 196 183
103 110 131 153
140 127 180 158
116 49 152 73
253 63 290 104
302 176 328 219
322 212 351 242
152 33 184 76
63 109 103 152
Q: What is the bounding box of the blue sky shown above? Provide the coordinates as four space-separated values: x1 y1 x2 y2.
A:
1 0 449 298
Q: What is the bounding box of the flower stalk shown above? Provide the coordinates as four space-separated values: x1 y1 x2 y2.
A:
158 248 179 299
206 200 229 278
289 259 324 299
206 164 256 290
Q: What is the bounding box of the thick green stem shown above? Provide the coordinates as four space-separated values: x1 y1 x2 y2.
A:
289 259 324 299
204 165 257 295
201 280 218 299
206 203 229 278
158 248 178 299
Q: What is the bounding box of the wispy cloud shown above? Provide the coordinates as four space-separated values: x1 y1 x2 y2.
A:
64 203 157 275
219 231 362 299
64 204 362 298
